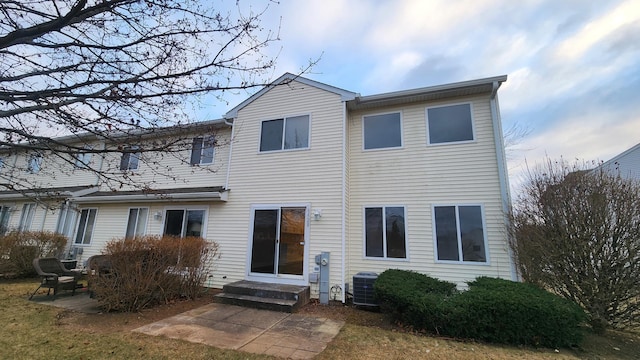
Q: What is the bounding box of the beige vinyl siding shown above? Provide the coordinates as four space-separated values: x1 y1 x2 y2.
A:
4 145 100 190
347 95 513 288
211 80 345 294
99 128 230 191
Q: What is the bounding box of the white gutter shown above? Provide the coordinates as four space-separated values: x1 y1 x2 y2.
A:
224 118 235 190
489 80 517 281
340 101 347 303
71 191 228 204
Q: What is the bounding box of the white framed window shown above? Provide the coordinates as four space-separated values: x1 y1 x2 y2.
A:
259 115 310 152
125 208 148 238
119 146 140 170
0 205 12 235
363 112 402 150
27 153 43 173
433 205 488 263
427 103 474 145
75 146 92 169
163 208 206 237
18 203 36 232
364 206 407 259
190 136 215 165
74 208 97 245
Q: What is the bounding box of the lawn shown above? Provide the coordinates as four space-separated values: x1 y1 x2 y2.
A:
1 278 638 359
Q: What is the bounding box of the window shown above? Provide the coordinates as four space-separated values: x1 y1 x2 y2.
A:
434 205 487 262
119 147 140 170
0 206 11 235
364 206 406 259
18 203 36 232
427 103 474 144
163 209 205 237
125 208 148 238
74 208 97 245
363 112 402 150
55 203 78 238
27 154 43 173
75 147 92 168
190 136 215 165
259 115 309 152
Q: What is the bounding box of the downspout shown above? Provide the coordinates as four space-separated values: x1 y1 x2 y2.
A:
490 81 517 281
224 118 234 191
340 101 347 303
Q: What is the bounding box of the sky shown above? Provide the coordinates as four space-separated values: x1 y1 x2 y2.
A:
207 0 640 189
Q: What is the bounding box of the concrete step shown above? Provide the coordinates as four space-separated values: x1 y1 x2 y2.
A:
215 280 310 313
213 293 300 313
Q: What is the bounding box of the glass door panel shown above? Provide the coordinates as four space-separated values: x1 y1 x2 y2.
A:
251 209 278 274
278 207 305 276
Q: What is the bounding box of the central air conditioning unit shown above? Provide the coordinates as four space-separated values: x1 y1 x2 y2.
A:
352 272 378 306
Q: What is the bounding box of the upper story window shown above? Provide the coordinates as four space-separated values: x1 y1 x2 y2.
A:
190 136 215 165
433 205 487 263
119 146 140 171
427 103 474 144
27 153 43 173
364 206 407 259
363 112 402 150
259 115 310 152
75 146 92 169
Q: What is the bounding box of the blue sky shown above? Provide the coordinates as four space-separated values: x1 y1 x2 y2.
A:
207 0 640 187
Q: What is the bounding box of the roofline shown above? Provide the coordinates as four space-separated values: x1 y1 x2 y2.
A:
70 190 228 203
601 141 640 167
0 118 229 151
348 75 508 110
224 72 358 119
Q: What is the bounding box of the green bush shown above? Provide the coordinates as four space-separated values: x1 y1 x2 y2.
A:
374 269 457 325
374 270 586 348
89 235 219 312
0 231 67 277
441 277 586 347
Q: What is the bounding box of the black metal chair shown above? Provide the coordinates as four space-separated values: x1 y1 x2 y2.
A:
29 257 82 300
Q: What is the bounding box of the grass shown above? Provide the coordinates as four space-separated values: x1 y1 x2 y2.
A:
1 278 639 359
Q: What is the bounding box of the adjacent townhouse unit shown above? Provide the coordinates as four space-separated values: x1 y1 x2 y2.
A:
600 141 640 180
0 73 516 301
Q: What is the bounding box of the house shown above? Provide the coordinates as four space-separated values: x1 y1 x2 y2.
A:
599 142 640 180
0 73 516 300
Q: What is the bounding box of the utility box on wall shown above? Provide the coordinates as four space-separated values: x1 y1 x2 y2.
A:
352 272 378 306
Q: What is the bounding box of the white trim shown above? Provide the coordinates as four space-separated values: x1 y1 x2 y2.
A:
71 191 227 203
490 89 517 280
224 120 236 190
431 203 491 265
340 101 347 303
426 102 476 146
361 111 404 151
361 205 409 261
191 136 216 166
246 203 310 286
18 203 36 231
258 113 311 153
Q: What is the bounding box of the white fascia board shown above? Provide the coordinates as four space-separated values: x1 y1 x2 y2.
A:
71 191 227 204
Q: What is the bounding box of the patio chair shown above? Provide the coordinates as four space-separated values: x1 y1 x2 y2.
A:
86 255 112 298
29 257 82 300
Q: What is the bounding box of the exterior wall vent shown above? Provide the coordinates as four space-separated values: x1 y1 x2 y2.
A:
352 272 378 306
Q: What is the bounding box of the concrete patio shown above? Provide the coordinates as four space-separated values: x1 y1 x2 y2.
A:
29 289 344 359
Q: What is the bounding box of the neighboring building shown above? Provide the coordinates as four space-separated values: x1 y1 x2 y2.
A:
600 142 640 180
0 73 515 300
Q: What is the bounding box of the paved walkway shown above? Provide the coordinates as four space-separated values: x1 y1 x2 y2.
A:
134 303 344 359
29 292 344 359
